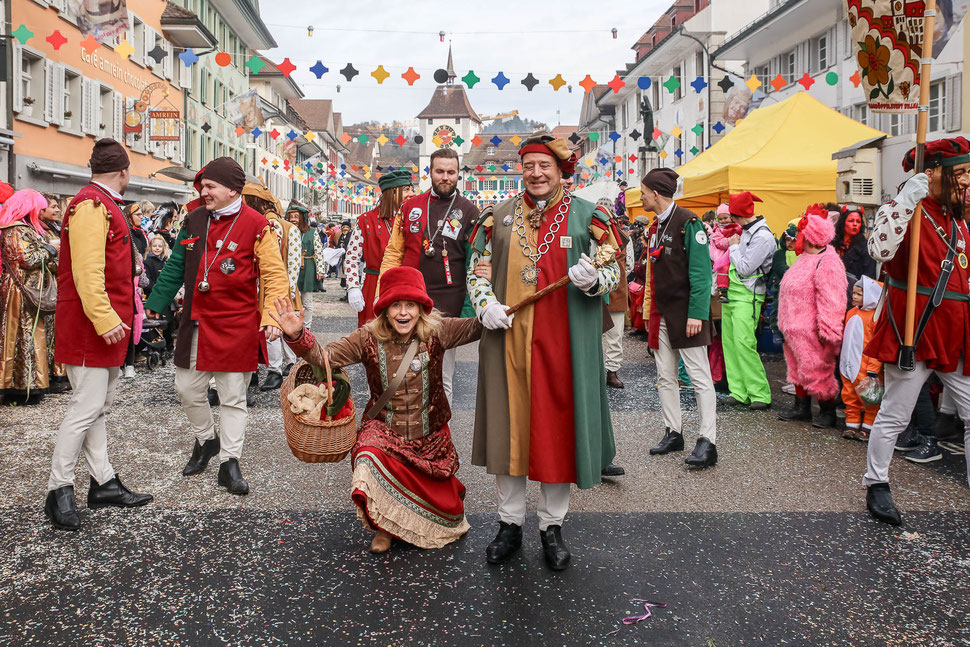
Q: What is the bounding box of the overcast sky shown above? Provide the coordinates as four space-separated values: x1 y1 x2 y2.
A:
259 1 670 129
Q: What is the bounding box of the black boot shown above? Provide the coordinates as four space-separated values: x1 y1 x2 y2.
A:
217 459 250 495
649 428 684 455
606 370 625 389
812 400 838 428
182 437 220 476
866 483 902 526
601 463 625 477
249 372 259 389
44 485 80 531
260 371 283 391
485 521 522 564
539 525 571 571
934 412 965 442
207 387 220 406
684 437 718 468
87 475 154 509
778 396 812 421
246 390 256 407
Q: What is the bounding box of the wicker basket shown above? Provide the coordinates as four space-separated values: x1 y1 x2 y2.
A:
280 354 357 463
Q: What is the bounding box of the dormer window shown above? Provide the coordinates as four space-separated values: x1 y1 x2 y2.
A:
487 146 495 155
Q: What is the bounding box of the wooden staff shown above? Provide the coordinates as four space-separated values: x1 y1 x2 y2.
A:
506 244 617 315
900 0 937 371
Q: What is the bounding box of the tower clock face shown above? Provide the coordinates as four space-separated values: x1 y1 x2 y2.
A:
433 124 458 148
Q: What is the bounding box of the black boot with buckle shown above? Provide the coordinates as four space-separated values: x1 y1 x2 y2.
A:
182 437 220 476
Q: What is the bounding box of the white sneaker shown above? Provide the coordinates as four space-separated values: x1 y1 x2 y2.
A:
123 365 135 378
782 383 796 395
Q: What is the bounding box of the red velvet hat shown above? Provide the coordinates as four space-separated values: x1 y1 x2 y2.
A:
374 266 434 314
728 191 763 218
902 136 970 172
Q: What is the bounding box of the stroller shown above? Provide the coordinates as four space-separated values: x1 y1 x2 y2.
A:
138 315 170 371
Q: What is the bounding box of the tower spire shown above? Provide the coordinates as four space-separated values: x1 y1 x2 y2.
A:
446 44 456 85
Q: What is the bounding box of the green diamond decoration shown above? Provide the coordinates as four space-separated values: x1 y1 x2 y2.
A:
690 146 700 155
825 71 839 86
663 74 681 94
691 124 705 137
12 24 34 45
462 71 480 88
488 164 496 172
453 135 464 146
588 132 600 142
245 55 266 75
357 133 369 144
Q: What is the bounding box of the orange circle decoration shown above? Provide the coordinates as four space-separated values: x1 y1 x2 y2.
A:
134 100 148 113
215 51 231 67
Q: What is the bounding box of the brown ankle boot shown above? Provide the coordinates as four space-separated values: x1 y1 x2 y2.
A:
370 530 392 553
606 370 625 389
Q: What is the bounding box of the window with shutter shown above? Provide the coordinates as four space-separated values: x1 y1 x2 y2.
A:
113 92 124 141
12 43 23 113
945 75 962 132
52 65 67 128
45 60 55 123
81 78 95 135
163 43 174 80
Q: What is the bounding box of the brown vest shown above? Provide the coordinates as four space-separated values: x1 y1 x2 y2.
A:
651 205 711 348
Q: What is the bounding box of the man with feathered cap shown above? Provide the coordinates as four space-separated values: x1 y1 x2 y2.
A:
720 191 775 410
45 138 154 531
145 157 289 495
344 168 414 327
639 168 719 469
379 149 479 403
466 133 621 571
863 136 970 526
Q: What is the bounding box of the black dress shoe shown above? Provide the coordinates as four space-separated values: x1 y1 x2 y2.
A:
249 372 260 389
182 437 221 476
44 485 80 531
87 475 154 509
539 525 571 571
606 370 625 389
485 521 522 564
867 483 902 525
778 396 812 421
601 463 625 477
260 371 283 391
208 387 220 406
649 428 684 455
246 390 256 408
218 459 250 495
684 437 718 468
282 363 294 377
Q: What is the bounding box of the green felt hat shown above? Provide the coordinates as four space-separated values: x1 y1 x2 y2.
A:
378 168 412 191
285 201 308 215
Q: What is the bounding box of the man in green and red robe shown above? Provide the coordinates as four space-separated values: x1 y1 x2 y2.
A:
467 133 621 571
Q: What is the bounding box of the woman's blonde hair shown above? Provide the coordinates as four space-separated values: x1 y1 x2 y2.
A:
148 234 171 259
366 305 443 344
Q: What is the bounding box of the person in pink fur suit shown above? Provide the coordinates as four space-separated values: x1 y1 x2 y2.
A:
777 206 848 429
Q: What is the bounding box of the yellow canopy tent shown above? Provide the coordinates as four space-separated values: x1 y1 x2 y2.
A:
626 92 884 232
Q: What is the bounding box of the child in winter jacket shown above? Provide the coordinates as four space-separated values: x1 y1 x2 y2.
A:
777 206 849 428
840 276 883 441
709 204 743 303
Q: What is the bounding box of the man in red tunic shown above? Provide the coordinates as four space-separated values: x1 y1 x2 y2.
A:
864 137 970 525
46 139 153 531
344 168 414 327
145 157 289 495
379 148 481 403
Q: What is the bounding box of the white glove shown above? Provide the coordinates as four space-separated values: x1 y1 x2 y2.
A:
347 287 365 313
567 253 599 292
895 173 930 211
481 302 515 330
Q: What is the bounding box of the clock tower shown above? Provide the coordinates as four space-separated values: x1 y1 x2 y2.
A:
416 46 483 189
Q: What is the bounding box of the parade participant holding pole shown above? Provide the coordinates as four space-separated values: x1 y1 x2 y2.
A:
379 149 480 403
242 181 302 392
863 136 970 525
46 139 153 531
466 133 621 571
344 169 414 327
272 266 482 553
639 168 719 468
145 157 289 495
721 191 775 410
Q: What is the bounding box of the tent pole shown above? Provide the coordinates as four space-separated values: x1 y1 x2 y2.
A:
900 0 937 371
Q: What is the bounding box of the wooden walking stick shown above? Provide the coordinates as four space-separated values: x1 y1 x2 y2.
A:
505 244 617 315
899 0 937 371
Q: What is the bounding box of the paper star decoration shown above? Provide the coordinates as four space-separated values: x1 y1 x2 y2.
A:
12 25 33 45
375 134 388 146
491 72 509 90
215 51 231 67
46 30 68 50
628 154 638 162
340 64 359 81
371 65 390 84
579 75 597 93
674 148 683 158
432 136 443 147
608 74 625 93
471 135 483 147
717 75 735 94
277 58 296 77
691 124 705 137
549 74 567 91
200 122 212 134
453 135 464 146
629 129 641 141
658 150 668 160
849 70 861 88
770 74 787 92
287 129 299 141
637 76 652 90
251 127 263 138
744 74 762 93
608 131 621 143
269 128 280 139
690 76 708 94
147 45 168 64
357 133 369 144
304 130 316 142
179 48 199 67
80 34 100 55
489 135 502 146
663 74 681 94
510 134 523 146
401 67 420 86
690 146 700 155
569 133 581 145
245 55 265 74
234 126 246 136
588 132 600 142
462 70 480 88
114 39 135 60
394 135 406 146
309 61 328 79
521 73 539 91
712 121 725 134
340 133 352 144
797 72 815 91
670 125 683 137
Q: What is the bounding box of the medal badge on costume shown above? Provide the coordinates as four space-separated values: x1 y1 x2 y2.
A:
960 253 969 270
503 214 513 227
410 222 422 234
443 216 462 240
220 258 236 275
408 207 422 221
559 236 572 249
521 264 540 286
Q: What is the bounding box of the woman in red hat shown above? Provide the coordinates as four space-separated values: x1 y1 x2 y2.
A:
272 266 482 553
